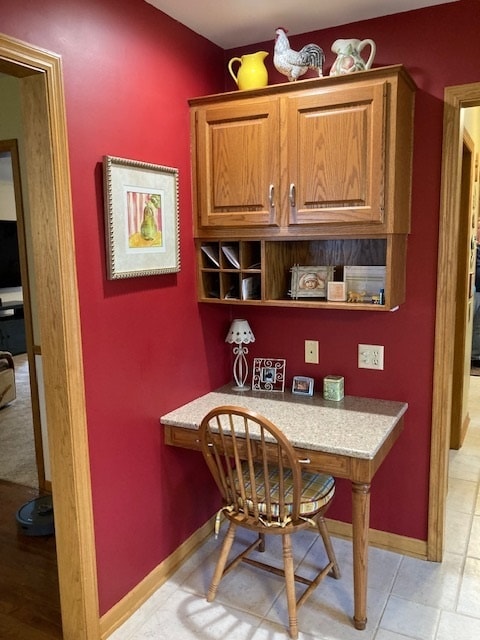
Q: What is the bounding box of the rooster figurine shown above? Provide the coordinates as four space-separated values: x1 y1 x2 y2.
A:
274 27 325 81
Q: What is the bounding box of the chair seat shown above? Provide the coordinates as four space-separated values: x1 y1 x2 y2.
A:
235 462 335 519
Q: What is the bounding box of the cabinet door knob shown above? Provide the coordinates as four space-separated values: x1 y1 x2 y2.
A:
269 184 275 212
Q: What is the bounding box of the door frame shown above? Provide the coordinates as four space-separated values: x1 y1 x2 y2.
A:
429 82 480 561
0 35 99 638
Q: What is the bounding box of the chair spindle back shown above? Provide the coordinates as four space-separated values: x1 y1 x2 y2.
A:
200 406 302 526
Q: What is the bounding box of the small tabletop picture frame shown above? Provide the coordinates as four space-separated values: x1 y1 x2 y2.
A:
289 265 335 299
252 358 286 392
292 376 314 396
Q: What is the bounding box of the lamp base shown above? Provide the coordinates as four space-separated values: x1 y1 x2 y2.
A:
232 384 250 391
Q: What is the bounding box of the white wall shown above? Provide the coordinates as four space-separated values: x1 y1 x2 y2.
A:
464 106 480 161
0 156 16 220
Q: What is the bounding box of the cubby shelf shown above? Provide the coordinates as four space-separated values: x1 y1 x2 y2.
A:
197 236 405 311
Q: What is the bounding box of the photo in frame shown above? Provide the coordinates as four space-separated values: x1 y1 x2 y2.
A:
344 265 386 303
289 265 335 299
103 156 180 279
252 358 286 392
292 376 314 396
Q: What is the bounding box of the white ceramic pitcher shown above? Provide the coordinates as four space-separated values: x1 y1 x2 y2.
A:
329 38 376 76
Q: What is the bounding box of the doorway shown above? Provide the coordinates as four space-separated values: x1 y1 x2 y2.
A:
430 83 480 562
450 129 477 450
0 35 99 638
0 137 47 489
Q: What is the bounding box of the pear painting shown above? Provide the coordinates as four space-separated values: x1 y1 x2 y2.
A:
127 191 163 249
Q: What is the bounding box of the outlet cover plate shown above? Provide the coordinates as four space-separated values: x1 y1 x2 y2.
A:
358 344 384 370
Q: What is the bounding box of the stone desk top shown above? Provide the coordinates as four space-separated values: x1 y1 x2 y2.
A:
160 386 408 460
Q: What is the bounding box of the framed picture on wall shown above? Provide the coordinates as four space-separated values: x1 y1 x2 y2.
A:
103 156 180 279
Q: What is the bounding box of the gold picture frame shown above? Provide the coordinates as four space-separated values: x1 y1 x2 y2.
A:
103 156 180 279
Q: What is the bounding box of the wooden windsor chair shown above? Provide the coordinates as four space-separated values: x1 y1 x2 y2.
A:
199 405 340 639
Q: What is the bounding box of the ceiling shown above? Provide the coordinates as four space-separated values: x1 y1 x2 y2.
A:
144 0 457 49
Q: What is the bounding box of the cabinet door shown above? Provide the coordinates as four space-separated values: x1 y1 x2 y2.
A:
194 100 280 229
287 81 387 227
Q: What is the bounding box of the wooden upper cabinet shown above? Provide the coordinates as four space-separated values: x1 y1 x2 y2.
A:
193 99 281 229
190 66 415 237
190 68 416 310
287 82 387 227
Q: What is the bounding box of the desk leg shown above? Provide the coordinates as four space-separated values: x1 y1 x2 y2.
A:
352 482 371 630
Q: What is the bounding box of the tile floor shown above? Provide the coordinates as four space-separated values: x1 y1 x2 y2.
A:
110 380 480 640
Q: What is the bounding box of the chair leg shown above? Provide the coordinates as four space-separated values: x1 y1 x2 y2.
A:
258 532 266 552
207 521 237 602
316 515 341 579
282 533 298 640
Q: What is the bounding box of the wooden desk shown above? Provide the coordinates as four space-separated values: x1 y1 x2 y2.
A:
161 386 407 630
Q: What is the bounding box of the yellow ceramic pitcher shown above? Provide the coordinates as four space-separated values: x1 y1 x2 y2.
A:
228 51 269 91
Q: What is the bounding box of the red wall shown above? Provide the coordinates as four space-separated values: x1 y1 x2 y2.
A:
224 0 480 531
0 0 229 613
0 0 478 617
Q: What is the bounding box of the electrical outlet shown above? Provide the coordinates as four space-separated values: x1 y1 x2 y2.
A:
305 340 319 364
358 344 384 370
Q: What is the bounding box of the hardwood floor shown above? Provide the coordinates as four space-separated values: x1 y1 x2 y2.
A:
0 480 62 639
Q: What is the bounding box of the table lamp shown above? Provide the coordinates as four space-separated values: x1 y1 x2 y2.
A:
225 319 255 391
